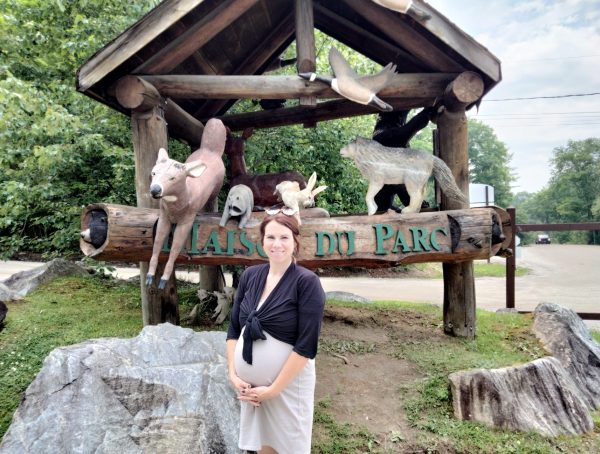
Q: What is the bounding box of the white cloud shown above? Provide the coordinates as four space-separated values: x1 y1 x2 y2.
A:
427 0 600 193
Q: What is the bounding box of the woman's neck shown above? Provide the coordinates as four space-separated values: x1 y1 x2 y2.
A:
268 259 292 277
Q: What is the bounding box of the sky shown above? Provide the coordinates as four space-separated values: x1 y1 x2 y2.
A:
427 0 600 194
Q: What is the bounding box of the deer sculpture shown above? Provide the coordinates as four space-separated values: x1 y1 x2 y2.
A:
146 118 226 290
225 128 307 209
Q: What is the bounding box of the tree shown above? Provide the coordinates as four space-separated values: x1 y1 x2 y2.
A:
467 119 515 207
515 138 600 245
0 0 159 257
547 138 600 244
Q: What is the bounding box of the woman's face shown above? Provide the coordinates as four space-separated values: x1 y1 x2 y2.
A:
263 220 295 265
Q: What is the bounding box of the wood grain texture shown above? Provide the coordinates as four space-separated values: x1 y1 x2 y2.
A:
219 97 434 130
437 105 474 339
130 109 178 326
134 0 260 74
81 204 509 269
142 73 457 99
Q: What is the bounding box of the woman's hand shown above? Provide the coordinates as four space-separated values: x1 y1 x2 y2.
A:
238 385 277 406
229 372 251 394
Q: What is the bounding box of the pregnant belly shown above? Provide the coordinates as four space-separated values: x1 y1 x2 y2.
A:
234 330 293 387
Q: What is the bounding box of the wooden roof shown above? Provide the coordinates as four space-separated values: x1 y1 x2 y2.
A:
77 0 501 138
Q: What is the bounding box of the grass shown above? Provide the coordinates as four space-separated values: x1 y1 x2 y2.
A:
1 275 599 452
314 300 600 453
408 261 530 279
313 398 382 454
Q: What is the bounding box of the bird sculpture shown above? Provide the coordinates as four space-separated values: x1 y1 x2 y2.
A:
370 0 431 21
299 47 397 112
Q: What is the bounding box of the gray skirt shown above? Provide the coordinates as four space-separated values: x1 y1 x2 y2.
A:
234 329 315 454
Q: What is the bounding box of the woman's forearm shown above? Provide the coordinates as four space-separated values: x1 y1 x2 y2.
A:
270 351 309 396
226 339 237 378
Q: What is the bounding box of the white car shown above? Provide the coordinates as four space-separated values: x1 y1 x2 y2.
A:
535 234 551 244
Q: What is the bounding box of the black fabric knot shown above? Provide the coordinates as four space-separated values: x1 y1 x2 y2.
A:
242 310 267 365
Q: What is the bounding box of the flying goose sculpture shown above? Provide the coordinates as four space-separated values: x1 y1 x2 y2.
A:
299 47 397 112
371 0 431 21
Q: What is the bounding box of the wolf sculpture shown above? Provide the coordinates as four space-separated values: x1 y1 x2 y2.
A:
340 137 467 215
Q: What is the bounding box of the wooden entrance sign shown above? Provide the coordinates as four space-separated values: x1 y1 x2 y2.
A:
80 204 512 268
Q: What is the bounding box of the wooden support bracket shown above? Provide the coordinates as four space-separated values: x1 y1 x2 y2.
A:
115 75 204 146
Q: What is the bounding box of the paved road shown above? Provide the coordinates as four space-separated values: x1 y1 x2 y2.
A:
2 245 599 328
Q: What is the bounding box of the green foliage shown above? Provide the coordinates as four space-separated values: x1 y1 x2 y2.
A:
0 0 157 257
515 138 600 244
467 119 515 208
243 122 372 214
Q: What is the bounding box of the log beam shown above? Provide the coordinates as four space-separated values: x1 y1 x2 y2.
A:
443 71 484 112
295 0 317 108
81 204 512 268
141 73 458 100
115 75 204 146
219 97 435 131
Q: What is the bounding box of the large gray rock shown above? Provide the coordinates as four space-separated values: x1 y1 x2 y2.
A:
2 259 88 298
0 324 241 454
533 302 600 410
326 291 372 305
0 283 19 302
449 357 593 436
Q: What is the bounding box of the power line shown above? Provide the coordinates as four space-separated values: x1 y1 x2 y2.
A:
486 92 600 101
476 117 600 122
479 122 600 127
473 111 600 116
504 54 600 63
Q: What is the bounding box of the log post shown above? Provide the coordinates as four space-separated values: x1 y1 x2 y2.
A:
198 198 225 293
295 0 317 110
117 77 179 326
437 71 484 339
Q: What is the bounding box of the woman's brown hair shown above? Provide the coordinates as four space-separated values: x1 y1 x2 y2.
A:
259 213 301 256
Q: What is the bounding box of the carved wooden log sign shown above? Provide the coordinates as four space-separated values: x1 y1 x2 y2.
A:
80 203 512 268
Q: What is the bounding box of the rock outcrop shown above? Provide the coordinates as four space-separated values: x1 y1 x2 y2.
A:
326 291 372 305
2 259 88 298
449 303 600 436
0 324 240 454
533 302 600 410
448 357 593 436
0 283 18 302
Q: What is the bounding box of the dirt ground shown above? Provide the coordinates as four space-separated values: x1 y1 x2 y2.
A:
313 304 446 450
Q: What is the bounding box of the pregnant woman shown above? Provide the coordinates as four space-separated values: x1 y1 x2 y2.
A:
226 213 326 454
